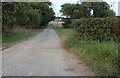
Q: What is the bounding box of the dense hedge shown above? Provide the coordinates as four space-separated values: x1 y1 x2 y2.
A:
72 18 119 42
116 16 120 41
62 18 72 28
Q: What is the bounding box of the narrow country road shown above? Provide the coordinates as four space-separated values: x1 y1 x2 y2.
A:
2 28 94 76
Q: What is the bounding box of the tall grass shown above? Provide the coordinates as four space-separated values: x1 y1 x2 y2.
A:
54 27 119 77
2 29 42 47
71 41 118 76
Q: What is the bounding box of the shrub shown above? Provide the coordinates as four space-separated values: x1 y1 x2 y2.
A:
114 16 120 42
72 18 119 42
62 18 72 28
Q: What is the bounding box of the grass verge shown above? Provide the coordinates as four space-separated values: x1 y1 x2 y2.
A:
54 27 119 77
2 29 43 48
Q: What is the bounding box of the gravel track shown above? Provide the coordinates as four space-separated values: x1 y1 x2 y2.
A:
2 28 94 76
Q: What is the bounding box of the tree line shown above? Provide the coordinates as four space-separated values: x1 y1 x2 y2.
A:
60 1 115 27
2 2 55 36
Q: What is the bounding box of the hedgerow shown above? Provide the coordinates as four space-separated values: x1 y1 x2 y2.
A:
72 18 119 42
65 18 119 76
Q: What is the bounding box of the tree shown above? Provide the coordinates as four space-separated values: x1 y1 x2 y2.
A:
60 3 91 19
30 2 55 27
60 2 115 18
15 3 30 26
2 2 55 36
2 2 17 35
60 3 91 28
88 2 115 17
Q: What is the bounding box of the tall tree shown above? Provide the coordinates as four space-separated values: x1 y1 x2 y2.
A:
89 2 115 17
60 2 115 18
2 2 55 36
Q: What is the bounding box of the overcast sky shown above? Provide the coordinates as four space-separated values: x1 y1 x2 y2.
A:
50 0 120 16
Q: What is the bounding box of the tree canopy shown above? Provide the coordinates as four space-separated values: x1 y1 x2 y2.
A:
60 2 115 18
2 2 55 35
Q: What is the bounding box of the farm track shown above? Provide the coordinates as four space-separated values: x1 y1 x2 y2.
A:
2 28 94 76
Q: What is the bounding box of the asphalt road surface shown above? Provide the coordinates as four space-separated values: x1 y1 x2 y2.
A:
2 28 94 76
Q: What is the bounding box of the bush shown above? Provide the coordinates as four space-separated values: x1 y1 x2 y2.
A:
62 18 72 28
115 16 120 42
72 18 119 42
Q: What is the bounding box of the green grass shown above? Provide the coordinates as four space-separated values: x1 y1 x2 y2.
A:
54 27 74 42
2 29 42 47
54 27 119 77
71 41 118 76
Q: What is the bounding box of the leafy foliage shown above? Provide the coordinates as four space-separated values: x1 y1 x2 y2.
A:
88 2 115 17
2 2 55 36
60 3 91 18
62 18 72 28
72 18 119 42
60 2 115 18
60 2 115 28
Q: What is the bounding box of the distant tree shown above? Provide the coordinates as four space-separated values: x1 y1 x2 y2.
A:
60 2 115 18
60 3 91 28
60 3 91 19
89 2 115 17
60 3 74 18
